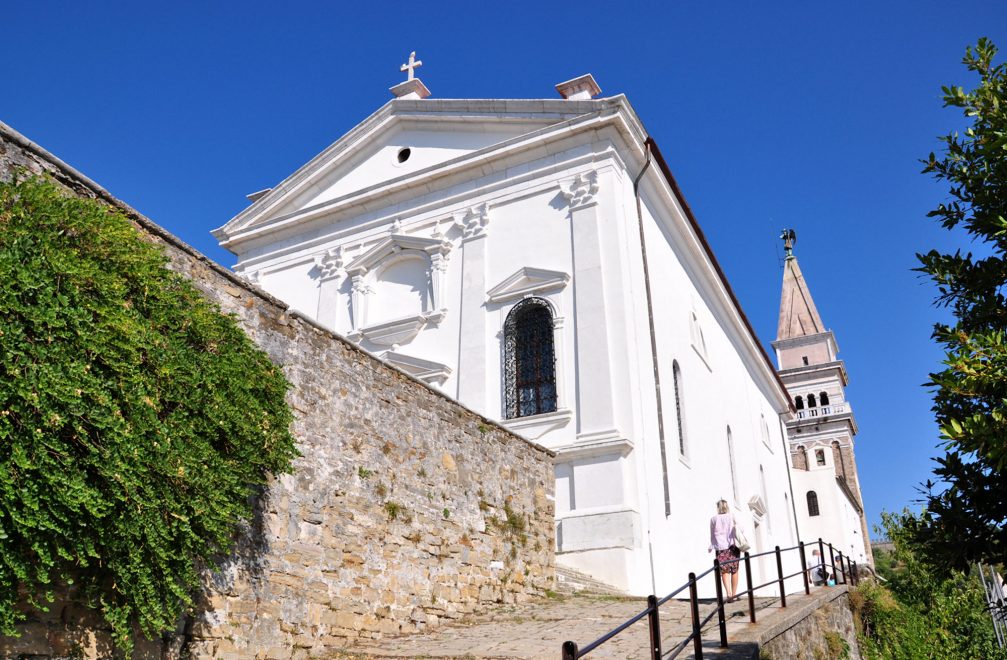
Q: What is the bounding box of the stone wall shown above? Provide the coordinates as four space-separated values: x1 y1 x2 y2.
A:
0 121 556 658
759 588 861 660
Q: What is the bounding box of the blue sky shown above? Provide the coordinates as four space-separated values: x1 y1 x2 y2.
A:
4 2 1005 536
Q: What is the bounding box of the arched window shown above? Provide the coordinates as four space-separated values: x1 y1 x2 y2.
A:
820 391 830 406
727 427 739 506
795 395 804 410
807 491 820 517
815 449 826 466
807 393 817 408
504 298 557 419
672 361 687 456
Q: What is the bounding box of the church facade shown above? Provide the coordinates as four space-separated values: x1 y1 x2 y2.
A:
214 69 800 595
772 234 873 567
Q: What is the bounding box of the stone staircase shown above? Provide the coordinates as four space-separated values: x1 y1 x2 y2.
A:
553 565 628 597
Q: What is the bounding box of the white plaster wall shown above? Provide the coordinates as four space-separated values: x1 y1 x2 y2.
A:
258 259 319 316
624 183 799 598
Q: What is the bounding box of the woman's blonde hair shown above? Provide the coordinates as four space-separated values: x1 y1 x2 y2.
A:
717 499 730 514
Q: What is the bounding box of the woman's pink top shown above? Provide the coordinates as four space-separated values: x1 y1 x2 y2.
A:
709 513 736 551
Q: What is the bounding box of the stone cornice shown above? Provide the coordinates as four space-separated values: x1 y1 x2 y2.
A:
216 106 639 251
215 96 639 243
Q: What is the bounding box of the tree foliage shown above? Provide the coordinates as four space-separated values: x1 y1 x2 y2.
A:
0 177 297 651
851 511 1005 659
914 37 1007 572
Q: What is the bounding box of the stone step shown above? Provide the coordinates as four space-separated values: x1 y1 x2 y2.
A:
553 565 629 597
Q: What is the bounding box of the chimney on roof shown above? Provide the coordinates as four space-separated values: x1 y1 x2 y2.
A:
555 74 601 100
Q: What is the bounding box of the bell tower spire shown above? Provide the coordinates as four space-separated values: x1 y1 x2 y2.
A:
771 230 873 566
776 229 827 346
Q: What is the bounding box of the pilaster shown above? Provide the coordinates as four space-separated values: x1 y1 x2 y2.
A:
455 204 490 412
316 247 347 331
564 171 618 437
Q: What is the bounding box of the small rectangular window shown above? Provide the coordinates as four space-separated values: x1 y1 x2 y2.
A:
802 356 809 366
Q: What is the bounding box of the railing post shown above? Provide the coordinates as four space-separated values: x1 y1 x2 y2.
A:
818 538 825 573
828 543 836 583
847 556 854 586
712 558 728 648
689 572 704 660
799 541 810 595
561 640 579 660
839 553 846 584
775 546 786 607
646 594 662 660
744 551 756 623
852 560 858 586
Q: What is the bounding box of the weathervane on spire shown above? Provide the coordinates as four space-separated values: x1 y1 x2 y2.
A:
780 228 797 259
400 51 422 81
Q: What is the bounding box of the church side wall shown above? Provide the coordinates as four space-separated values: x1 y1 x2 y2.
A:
630 182 802 598
0 124 556 658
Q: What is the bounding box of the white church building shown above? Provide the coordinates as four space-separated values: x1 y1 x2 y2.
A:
213 61 805 595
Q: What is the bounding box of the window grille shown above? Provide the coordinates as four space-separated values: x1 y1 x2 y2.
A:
807 490 820 517
504 298 557 419
820 391 830 406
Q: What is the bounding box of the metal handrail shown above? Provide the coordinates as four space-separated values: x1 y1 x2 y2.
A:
561 538 859 660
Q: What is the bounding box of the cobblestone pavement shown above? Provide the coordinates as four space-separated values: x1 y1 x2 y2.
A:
339 593 778 659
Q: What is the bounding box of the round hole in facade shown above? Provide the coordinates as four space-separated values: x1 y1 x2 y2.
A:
397 147 411 163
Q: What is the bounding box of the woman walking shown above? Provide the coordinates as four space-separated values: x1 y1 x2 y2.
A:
709 499 741 601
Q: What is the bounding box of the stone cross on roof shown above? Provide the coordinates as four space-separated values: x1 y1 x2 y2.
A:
390 51 431 100
400 51 423 81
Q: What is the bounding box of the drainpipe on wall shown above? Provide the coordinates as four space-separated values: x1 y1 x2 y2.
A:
634 139 667 596
780 414 801 544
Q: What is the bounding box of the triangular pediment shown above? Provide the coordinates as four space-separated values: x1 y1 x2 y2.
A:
213 98 621 249
346 233 450 275
486 267 570 304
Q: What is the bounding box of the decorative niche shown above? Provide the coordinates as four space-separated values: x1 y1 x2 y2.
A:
345 232 451 347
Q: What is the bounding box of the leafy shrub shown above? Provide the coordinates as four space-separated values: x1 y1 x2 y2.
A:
850 511 1007 659
0 177 297 652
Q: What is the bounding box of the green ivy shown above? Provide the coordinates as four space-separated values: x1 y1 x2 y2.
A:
0 177 298 653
